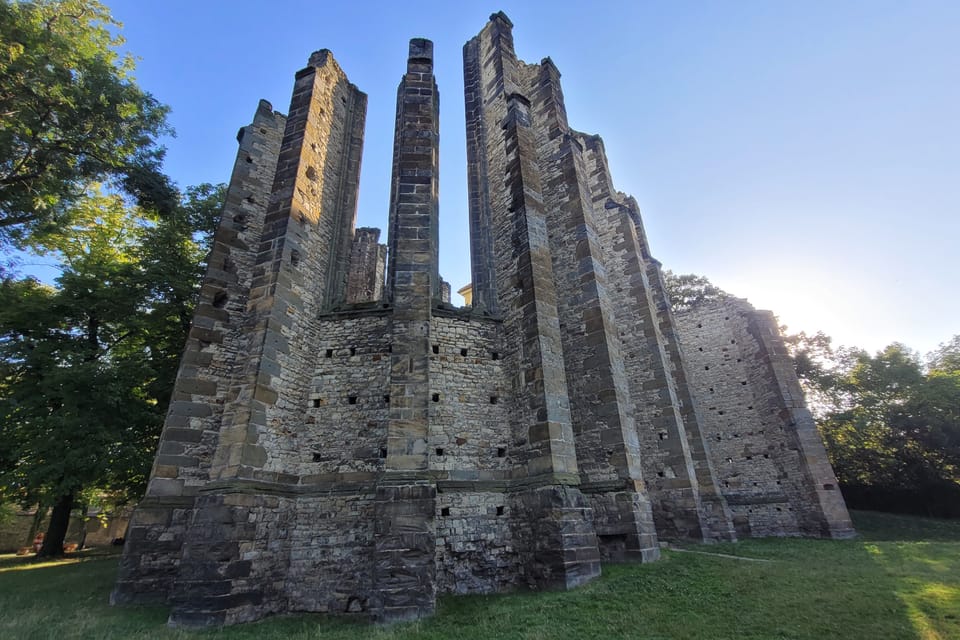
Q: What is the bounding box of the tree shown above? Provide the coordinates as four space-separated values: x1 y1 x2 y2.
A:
661 270 731 311
0 0 169 247
815 342 960 517
0 184 222 556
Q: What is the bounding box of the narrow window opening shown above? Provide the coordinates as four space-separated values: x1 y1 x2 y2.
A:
432 393 440 402
657 471 665 478
497 447 507 458
491 351 500 360
312 452 322 462
489 396 499 405
350 347 356 356
312 399 321 408
383 395 390 404
325 348 333 358
212 291 229 308
387 344 393 353
496 506 505 516
432 344 439 354
379 447 388 459
348 395 357 405
436 448 444 456
441 507 450 517
460 348 468 357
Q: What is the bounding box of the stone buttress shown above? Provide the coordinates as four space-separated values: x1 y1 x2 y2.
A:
675 299 855 539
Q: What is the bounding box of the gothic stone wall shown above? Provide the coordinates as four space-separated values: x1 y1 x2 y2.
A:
675 299 854 539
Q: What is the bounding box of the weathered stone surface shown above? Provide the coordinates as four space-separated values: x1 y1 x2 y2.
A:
113 13 852 629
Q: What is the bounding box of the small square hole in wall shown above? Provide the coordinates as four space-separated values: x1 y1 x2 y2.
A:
436 448 444 456
496 506 505 516
387 344 393 353
432 344 439 354
350 347 356 356
489 396 499 405
497 447 507 458
491 351 500 360
348 396 357 405
312 452 322 462
383 395 390 404
657 471 665 478
312 398 321 408
432 393 440 402
460 348 468 357
325 349 333 358
441 507 450 517
379 447 388 459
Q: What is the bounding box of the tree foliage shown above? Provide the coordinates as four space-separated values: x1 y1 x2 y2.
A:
0 184 222 555
787 336 960 518
0 0 170 246
662 270 732 311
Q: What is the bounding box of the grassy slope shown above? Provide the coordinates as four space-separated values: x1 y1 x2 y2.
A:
0 510 957 640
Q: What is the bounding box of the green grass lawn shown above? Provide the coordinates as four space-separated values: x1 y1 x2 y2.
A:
1 510 957 640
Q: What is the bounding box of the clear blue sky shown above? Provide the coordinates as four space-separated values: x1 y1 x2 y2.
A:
106 0 959 356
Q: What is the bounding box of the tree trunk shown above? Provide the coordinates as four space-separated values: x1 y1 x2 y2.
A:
38 492 73 558
25 504 45 546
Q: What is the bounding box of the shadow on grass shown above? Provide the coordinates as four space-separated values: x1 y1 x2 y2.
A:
1 511 957 639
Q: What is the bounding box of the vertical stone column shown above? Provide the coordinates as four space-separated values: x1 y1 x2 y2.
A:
111 100 285 606
164 51 368 627
520 60 659 560
375 39 440 622
464 13 602 588
346 227 386 303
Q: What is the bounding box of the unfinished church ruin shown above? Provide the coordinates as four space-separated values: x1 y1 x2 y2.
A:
112 13 854 627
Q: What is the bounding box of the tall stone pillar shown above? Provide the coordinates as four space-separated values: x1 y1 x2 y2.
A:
163 50 366 627
111 99 286 607
374 38 440 622
464 13 603 588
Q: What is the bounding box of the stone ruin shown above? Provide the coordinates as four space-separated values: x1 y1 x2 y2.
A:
111 13 854 627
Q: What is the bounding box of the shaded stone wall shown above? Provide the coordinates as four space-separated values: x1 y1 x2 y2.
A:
112 99 286 606
463 12 604 586
579 134 734 542
345 227 386 304
675 299 854 538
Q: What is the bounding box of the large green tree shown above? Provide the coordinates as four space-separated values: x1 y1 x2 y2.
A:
0 0 169 246
0 184 221 556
